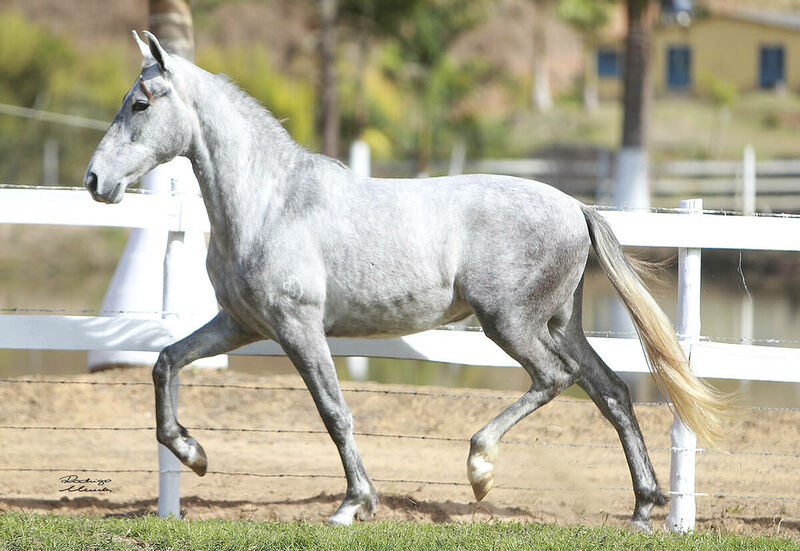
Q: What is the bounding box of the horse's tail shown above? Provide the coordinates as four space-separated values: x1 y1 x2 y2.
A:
581 204 727 446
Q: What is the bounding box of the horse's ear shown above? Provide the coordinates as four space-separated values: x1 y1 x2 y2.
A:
142 31 173 73
131 30 152 61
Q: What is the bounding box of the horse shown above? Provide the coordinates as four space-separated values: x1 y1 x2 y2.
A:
84 31 726 530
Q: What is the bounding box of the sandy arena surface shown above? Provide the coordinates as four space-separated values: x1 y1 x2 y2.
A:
1 366 799 536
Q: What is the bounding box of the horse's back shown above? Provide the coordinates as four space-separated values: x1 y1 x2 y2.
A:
318 173 590 336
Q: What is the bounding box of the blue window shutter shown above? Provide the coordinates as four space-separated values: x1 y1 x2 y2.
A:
597 50 620 78
667 46 691 90
760 46 785 89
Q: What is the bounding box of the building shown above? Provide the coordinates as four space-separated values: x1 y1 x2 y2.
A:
595 2 800 98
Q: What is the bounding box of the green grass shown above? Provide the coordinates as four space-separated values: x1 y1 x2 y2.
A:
504 91 800 161
1 514 798 551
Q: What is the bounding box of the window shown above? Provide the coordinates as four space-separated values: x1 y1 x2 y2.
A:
760 46 785 89
666 45 691 90
597 50 620 78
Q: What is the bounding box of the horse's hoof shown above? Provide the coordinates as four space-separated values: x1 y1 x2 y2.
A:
467 447 496 501
327 506 356 526
328 490 377 525
327 515 351 527
628 519 653 533
470 471 494 501
183 437 208 476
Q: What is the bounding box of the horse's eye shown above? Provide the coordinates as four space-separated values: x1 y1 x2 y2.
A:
132 100 150 112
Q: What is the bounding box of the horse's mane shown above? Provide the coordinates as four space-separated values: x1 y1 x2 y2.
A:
211 72 294 136
206 70 347 170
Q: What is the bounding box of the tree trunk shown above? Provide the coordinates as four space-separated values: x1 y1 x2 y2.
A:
613 0 651 210
318 0 340 158
148 0 194 61
354 24 369 137
620 0 650 149
531 0 553 111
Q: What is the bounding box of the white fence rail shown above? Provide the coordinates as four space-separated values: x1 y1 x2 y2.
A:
2 184 800 530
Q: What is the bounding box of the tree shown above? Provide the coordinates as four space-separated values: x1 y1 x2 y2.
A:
557 0 611 112
339 0 422 136
613 0 652 210
148 0 195 60
318 0 340 157
386 0 493 173
531 0 554 111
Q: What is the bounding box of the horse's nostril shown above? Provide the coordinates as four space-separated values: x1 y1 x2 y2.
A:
85 172 98 194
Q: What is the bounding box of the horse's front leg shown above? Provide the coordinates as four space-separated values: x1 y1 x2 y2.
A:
274 314 377 525
154 310 257 475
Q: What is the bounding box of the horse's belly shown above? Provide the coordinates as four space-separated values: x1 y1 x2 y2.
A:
324 285 470 338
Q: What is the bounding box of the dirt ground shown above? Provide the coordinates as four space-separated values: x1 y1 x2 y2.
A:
1 366 799 536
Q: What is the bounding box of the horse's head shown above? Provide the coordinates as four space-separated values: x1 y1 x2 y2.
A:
84 31 194 203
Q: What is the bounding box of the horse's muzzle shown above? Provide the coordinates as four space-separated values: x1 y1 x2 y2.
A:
84 172 124 204
84 171 98 196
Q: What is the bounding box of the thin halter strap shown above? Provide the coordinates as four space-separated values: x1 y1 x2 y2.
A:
138 78 154 102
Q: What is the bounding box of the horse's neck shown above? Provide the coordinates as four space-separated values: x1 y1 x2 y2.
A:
186 68 307 252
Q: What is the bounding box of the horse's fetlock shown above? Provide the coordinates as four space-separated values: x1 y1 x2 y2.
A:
156 426 179 446
469 433 497 459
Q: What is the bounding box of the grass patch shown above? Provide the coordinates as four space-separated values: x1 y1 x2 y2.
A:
505 91 800 161
0 513 798 551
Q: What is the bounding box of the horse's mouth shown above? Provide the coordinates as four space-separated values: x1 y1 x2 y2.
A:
92 183 125 204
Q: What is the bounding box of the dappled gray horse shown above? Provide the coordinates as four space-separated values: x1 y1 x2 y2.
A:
85 32 726 530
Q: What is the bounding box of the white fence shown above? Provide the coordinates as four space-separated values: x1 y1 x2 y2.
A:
375 154 800 211
1 183 800 530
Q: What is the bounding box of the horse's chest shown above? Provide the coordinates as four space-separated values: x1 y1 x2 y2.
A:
206 244 271 317
206 240 323 330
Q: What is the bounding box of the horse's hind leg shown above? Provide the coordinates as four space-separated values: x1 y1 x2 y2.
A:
572 336 667 531
153 311 258 475
467 312 581 501
563 285 666 531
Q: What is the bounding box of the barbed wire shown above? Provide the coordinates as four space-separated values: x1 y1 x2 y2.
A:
1 424 798 460
2 380 799 508
3 307 799 347
3 378 800 412
1 466 798 503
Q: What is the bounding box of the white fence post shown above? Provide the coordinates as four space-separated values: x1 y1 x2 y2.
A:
157 178 187 518
739 145 755 359
87 166 169 371
742 144 756 216
346 141 371 381
667 198 702 533
88 157 225 372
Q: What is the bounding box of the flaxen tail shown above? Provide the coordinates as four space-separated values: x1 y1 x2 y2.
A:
581 205 727 445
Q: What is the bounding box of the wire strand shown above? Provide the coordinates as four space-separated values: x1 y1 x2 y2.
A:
4 378 800 411
1 466 797 502
2 424 799 459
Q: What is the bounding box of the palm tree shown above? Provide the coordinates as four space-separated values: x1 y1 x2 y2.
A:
147 0 195 60
613 0 651 209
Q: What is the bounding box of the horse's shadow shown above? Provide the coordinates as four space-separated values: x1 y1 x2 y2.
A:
0 494 537 523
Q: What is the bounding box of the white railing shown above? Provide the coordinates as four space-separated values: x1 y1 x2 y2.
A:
1 183 800 530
